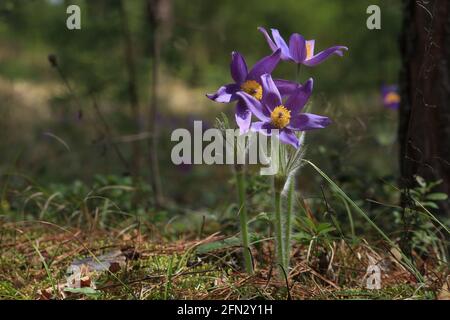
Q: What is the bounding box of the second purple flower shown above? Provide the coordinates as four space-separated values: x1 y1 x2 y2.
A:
237 74 331 148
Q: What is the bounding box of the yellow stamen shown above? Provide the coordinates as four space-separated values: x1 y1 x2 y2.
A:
271 105 291 129
241 80 263 100
385 92 400 104
306 42 314 60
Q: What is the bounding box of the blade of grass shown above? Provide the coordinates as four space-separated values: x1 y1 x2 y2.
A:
413 199 449 234
339 195 356 239
32 241 57 295
164 255 174 300
302 159 424 282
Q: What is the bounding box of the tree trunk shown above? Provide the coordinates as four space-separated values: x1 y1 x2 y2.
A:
146 0 172 207
119 0 143 189
399 0 450 216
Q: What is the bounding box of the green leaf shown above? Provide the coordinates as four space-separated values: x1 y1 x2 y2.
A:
426 193 448 201
301 216 316 231
415 176 426 188
316 223 336 235
427 179 443 189
292 232 313 242
253 211 271 223
421 202 439 209
64 287 100 296
410 189 421 198
195 233 260 254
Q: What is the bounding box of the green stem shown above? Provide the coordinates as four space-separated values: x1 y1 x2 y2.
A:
296 64 301 82
284 179 294 269
342 197 355 239
235 167 253 274
274 177 286 275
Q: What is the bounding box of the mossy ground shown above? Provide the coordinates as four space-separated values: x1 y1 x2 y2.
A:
0 222 447 300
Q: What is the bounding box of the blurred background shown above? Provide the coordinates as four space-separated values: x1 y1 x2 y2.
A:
0 0 405 233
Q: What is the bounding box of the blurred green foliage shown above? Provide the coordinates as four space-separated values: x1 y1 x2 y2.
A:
0 0 402 92
0 0 404 216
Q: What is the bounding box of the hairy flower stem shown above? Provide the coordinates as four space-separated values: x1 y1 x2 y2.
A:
274 176 286 275
279 63 301 270
296 64 301 82
284 178 294 269
235 165 253 274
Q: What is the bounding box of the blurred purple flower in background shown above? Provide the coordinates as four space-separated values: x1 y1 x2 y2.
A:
258 27 348 66
381 84 400 110
237 74 331 148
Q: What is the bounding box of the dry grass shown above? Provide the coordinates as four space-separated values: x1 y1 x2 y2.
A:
0 222 447 300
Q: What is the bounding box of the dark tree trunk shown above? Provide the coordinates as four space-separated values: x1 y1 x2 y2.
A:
119 0 143 187
399 0 450 216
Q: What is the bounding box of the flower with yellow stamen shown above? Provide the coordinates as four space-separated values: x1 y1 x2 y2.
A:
206 50 282 133
270 105 291 129
258 27 347 66
237 75 330 149
241 80 263 100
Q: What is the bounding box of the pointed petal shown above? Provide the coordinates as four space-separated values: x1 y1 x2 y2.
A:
247 49 281 80
303 46 348 66
279 129 300 148
288 113 331 131
257 27 278 52
206 83 239 103
235 99 251 134
260 74 281 111
270 28 291 60
236 92 270 121
230 51 248 84
251 121 275 136
251 121 265 132
274 79 300 97
288 33 306 63
285 78 314 114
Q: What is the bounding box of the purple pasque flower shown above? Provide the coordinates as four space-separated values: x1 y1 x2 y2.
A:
381 84 400 109
206 49 299 133
258 27 348 66
236 74 331 148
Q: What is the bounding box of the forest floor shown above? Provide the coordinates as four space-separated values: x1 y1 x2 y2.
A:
1 222 448 300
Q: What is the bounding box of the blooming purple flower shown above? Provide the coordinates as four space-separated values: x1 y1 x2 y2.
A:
206 50 299 133
258 27 348 66
237 74 331 148
381 84 400 109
